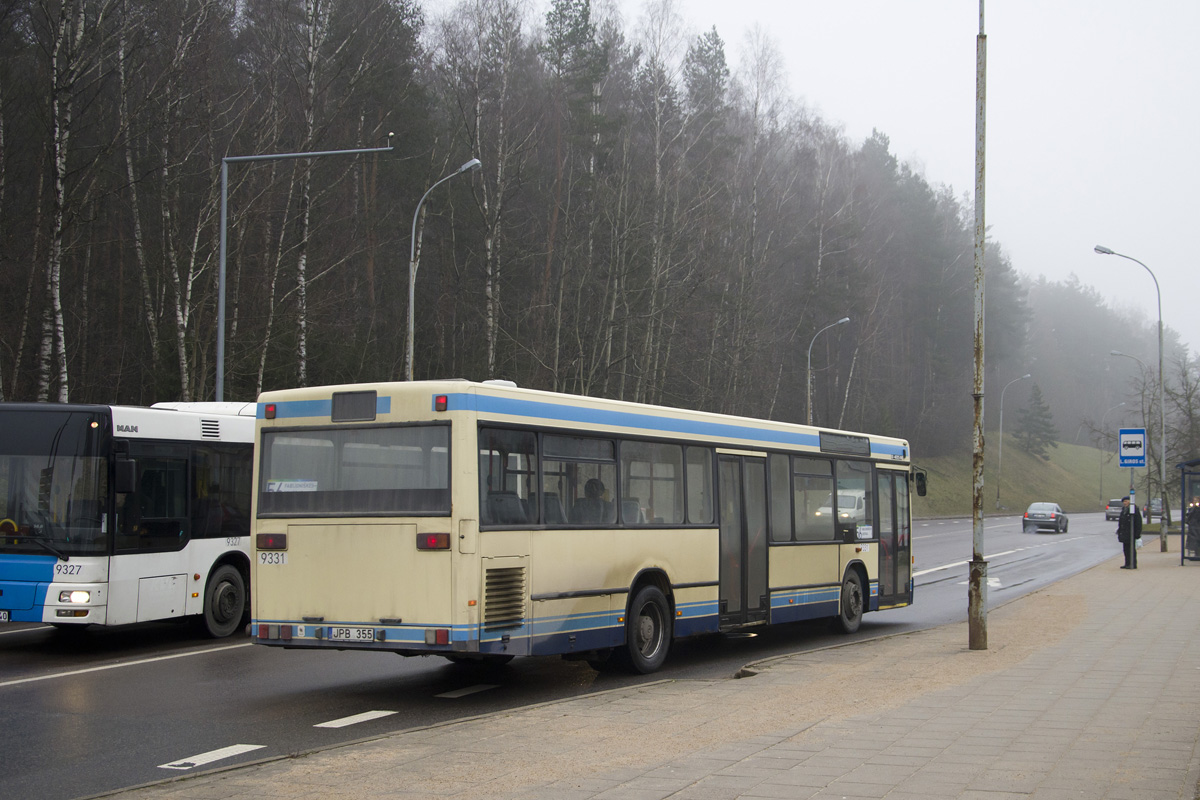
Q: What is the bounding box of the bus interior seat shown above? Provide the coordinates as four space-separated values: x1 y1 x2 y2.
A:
621 499 644 523
487 491 527 524
529 492 566 524
569 496 603 524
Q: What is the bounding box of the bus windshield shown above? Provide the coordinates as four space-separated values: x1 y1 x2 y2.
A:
0 409 109 557
257 424 451 516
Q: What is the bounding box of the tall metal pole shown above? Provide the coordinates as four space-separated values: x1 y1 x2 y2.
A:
405 158 482 381
995 373 1031 508
805 316 850 426
1099 402 1127 503
1095 246 1167 551
217 137 394 401
969 0 988 651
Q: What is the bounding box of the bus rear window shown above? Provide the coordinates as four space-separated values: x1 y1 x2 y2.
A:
258 425 450 516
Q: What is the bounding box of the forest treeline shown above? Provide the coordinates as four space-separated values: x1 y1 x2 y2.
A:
2 0 1197 466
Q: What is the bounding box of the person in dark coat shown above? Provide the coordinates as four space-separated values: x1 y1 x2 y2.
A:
1116 496 1141 569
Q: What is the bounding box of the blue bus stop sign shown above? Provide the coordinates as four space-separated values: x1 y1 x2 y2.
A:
1119 428 1147 468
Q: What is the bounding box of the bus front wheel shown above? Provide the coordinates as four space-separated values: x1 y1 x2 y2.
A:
835 571 864 634
619 585 671 674
203 564 247 638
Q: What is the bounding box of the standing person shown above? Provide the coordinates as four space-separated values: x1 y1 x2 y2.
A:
1186 497 1200 557
1116 496 1141 569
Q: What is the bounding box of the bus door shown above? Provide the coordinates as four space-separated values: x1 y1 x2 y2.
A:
876 471 912 608
717 455 768 627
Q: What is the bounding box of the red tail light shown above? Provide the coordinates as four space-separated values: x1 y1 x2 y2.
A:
257 533 287 550
416 532 451 550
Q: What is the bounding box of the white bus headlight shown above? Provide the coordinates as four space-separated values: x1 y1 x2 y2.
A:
59 590 90 604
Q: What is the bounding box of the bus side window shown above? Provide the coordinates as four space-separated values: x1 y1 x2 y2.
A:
487 491 527 524
118 455 188 552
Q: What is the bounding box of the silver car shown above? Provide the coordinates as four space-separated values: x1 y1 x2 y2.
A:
1023 502 1068 533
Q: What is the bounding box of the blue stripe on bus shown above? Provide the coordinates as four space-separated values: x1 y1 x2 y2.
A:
259 390 906 457
444 392 908 457
258 396 392 419
1 554 56 621
257 598 726 652
0 554 57 582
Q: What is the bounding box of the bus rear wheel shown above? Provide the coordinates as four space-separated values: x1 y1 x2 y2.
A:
835 571 864 634
618 585 671 674
203 564 247 638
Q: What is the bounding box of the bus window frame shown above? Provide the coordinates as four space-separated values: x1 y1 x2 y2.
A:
477 424 718 531
257 421 452 519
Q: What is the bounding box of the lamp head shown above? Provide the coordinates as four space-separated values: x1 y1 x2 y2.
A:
1021 373 1031 379
1094 245 1115 255
837 316 850 324
459 158 482 173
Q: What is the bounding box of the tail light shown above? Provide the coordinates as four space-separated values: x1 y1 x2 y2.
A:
416 532 451 550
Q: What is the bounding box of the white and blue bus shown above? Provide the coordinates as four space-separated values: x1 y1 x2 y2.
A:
252 380 922 672
0 402 255 637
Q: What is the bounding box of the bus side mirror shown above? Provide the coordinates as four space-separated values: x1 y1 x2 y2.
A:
115 459 137 494
914 471 927 497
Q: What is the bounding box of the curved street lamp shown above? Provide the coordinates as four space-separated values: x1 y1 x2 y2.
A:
405 158 483 381
995 373 1031 508
1095 245 1167 550
806 317 850 425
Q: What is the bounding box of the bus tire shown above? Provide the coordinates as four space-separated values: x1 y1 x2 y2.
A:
835 570 864 634
620 585 671 674
203 564 247 638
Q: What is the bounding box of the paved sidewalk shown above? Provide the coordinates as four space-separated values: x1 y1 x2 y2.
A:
107 548 1200 800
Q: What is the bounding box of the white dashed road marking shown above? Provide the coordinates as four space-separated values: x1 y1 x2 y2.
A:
314 710 398 728
158 744 265 770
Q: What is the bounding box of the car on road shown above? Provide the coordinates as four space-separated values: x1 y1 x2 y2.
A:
1105 498 1124 521
1143 498 1163 521
1024 502 1069 533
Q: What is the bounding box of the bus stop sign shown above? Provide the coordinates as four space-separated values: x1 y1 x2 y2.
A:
1119 428 1147 468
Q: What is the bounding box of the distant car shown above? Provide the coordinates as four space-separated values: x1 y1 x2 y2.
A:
1143 498 1163 521
1024 502 1069 533
1105 498 1124 521
814 490 867 524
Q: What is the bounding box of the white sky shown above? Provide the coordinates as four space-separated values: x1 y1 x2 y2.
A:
615 0 1199 355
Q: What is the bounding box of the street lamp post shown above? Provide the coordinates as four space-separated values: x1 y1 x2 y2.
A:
995 373 1031 509
217 137 394 401
1099 401 1127 503
405 158 483 381
1095 245 1167 551
806 317 850 426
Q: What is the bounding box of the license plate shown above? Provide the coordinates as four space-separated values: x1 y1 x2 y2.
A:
329 626 375 642
0 611 8 622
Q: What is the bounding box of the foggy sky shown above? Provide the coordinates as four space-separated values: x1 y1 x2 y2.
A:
618 0 1199 357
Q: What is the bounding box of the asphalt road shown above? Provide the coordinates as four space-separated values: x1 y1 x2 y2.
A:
0 512 1122 800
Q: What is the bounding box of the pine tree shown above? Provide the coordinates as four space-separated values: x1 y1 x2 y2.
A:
1016 383 1059 460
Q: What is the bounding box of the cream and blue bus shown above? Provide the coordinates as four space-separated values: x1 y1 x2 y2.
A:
251 380 920 673
0 402 255 637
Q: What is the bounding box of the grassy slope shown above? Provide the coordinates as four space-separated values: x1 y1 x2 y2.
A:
911 435 1142 518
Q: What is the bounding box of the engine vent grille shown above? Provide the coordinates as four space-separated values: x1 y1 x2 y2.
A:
201 419 221 439
484 566 526 631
